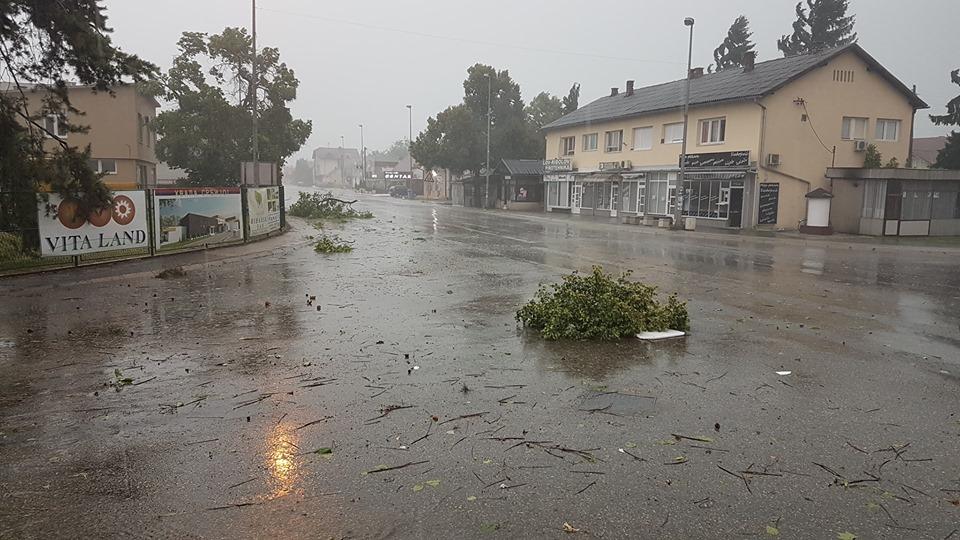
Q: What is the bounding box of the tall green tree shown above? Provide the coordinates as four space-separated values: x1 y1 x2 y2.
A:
155 28 312 186
0 1 156 247
561 83 580 115
410 104 482 175
526 92 564 129
369 139 409 163
778 0 857 57
714 16 756 71
931 69 960 169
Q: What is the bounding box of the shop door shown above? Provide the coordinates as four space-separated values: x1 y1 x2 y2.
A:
883 181 902 236
571 184 582 214
728 188 744 228
609 184 619 217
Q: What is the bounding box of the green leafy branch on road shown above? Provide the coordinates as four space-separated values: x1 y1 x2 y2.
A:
314 235 353 254
289 192 373 221
516 266 690 340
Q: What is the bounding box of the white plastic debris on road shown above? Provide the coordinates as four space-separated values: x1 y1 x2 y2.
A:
776 371 792 376
636 330 686 341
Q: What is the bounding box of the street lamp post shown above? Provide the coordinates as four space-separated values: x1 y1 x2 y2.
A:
406 104 413 195
484 74 491 210
251 0 259 186
359 124 365 190
674 16 695 230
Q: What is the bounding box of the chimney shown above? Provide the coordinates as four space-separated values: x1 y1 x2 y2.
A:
625 80 635 96
743 51 756 72
610 87 619 97
689 67 704 79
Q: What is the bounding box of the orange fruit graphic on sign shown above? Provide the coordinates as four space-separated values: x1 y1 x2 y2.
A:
57 199 86 229
87 205 112 227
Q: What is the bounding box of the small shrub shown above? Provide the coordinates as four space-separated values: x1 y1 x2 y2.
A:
314 235 353 253
0 232 31 262
516 266 690 341
884 157 900 169
289 192 373 220
863 144 883 168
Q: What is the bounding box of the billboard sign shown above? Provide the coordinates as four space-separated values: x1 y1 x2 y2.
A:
247 187 281 237
38 191 149 257
154 188 243 251
543 158 573 173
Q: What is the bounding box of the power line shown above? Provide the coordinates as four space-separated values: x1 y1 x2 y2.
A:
256 7 683 66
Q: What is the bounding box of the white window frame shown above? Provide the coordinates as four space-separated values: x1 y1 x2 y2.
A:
632 126 653 151
582 133 598 152
560 136 576 156
89 159 118 175
604 130 623 153
663 122 684 144
875 119 900 142
44 114 67 138
841 117 868 141
699 117 726 145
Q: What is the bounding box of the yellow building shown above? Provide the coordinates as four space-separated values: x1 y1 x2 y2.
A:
541 44 927 231
3 83 160 189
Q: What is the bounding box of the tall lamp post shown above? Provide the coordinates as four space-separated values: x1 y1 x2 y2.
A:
359 124 365 190
406 104 413 195
251 0 260 186
674 16 695 230
484 73 492 210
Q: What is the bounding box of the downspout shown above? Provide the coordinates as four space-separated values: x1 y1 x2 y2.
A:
754 99 812 228
907 85 918 167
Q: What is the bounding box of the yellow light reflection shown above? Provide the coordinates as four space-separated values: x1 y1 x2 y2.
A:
266 423 301 499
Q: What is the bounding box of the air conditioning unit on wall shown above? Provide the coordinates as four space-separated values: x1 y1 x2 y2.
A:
766 154 781 167
854 140 868 152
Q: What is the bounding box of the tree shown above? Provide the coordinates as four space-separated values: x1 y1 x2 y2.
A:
561 83 580 115
714 16 756 71
411 104 482 175
0 1 156 248
155 28 312 186
368 139 409 163
863 144 882 168
934 131 960 170
291 158 313 183
526 92 564 129
778 0 857 57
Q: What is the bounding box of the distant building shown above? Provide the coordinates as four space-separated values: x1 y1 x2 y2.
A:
1 82 160 189
312 147 360 188
156 161 188 186
911 136 947 169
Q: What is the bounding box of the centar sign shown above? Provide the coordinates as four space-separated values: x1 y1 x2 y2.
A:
38 191 150 257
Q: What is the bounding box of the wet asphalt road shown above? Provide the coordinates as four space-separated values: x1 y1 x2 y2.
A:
1 191 959 539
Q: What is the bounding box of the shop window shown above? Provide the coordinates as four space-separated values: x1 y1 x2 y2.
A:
862 180 887 219
699 118 726 145
900 183 933 220
931 185 960 219
581 183 595 208
682 179 731 219
841 117 867 140
875 119 900 142
623 182 637 212
597 183 610 209
637 183 645 215
604 130 623 153
582 133 598 152
560 136 575 156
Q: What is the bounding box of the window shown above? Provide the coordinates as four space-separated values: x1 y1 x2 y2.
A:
663 123 684 144
699 117 726 145
841 117 867 140
137 113 144 144
637 183 645 215
604 130 623 152
632 127 652 151
44 114 67 138
145 117 152 147
862 180 887 219
682 179 731 219
560 136 575 156
875 119 900 142
87 159 117 175
647 171 676 215
137 164 148 184
582 133 598 152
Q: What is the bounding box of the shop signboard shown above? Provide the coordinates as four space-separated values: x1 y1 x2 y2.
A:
246 187 281 237
758 183 780 225
544 158 573 173
681 151 750 169
384 171 412 181
37 191 148 257
154 187 243 251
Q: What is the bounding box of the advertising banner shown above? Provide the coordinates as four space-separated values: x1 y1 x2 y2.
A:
154 187 243 251
38 191 149 257
246 187 281 237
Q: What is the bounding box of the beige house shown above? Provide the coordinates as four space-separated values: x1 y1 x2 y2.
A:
541 44 927 231
3 83 160 189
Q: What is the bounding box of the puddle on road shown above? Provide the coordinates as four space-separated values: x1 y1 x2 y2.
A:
578 391 657 416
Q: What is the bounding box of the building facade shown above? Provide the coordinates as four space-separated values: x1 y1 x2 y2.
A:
4 83 160 189
312 147 360 188
541 44 926 231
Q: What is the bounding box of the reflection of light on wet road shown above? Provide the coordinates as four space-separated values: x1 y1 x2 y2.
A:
267 423 301 499
801 260 824 275
432 208 439 232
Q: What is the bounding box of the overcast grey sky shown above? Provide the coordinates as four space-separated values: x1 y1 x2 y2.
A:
103 0 959 160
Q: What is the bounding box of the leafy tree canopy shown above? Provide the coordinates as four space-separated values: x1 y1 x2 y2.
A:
0 0 156 239
562 83 580 115
154 28 312 186
368 139 409 163
526 92 564 130
934 131 960 170
778 0 857 57
714 16 756 71
930 69 960 127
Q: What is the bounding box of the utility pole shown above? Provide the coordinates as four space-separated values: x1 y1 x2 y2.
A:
251 0 260 186
359 124 365 190
485 73 491 210
406 104 412 195
674 17 695 230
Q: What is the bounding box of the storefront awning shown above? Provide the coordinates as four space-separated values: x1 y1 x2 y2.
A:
681 171 748 180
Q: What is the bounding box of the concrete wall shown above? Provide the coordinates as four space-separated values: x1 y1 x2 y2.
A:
930 219 960 236
860 218 884 236
830 180 865 233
